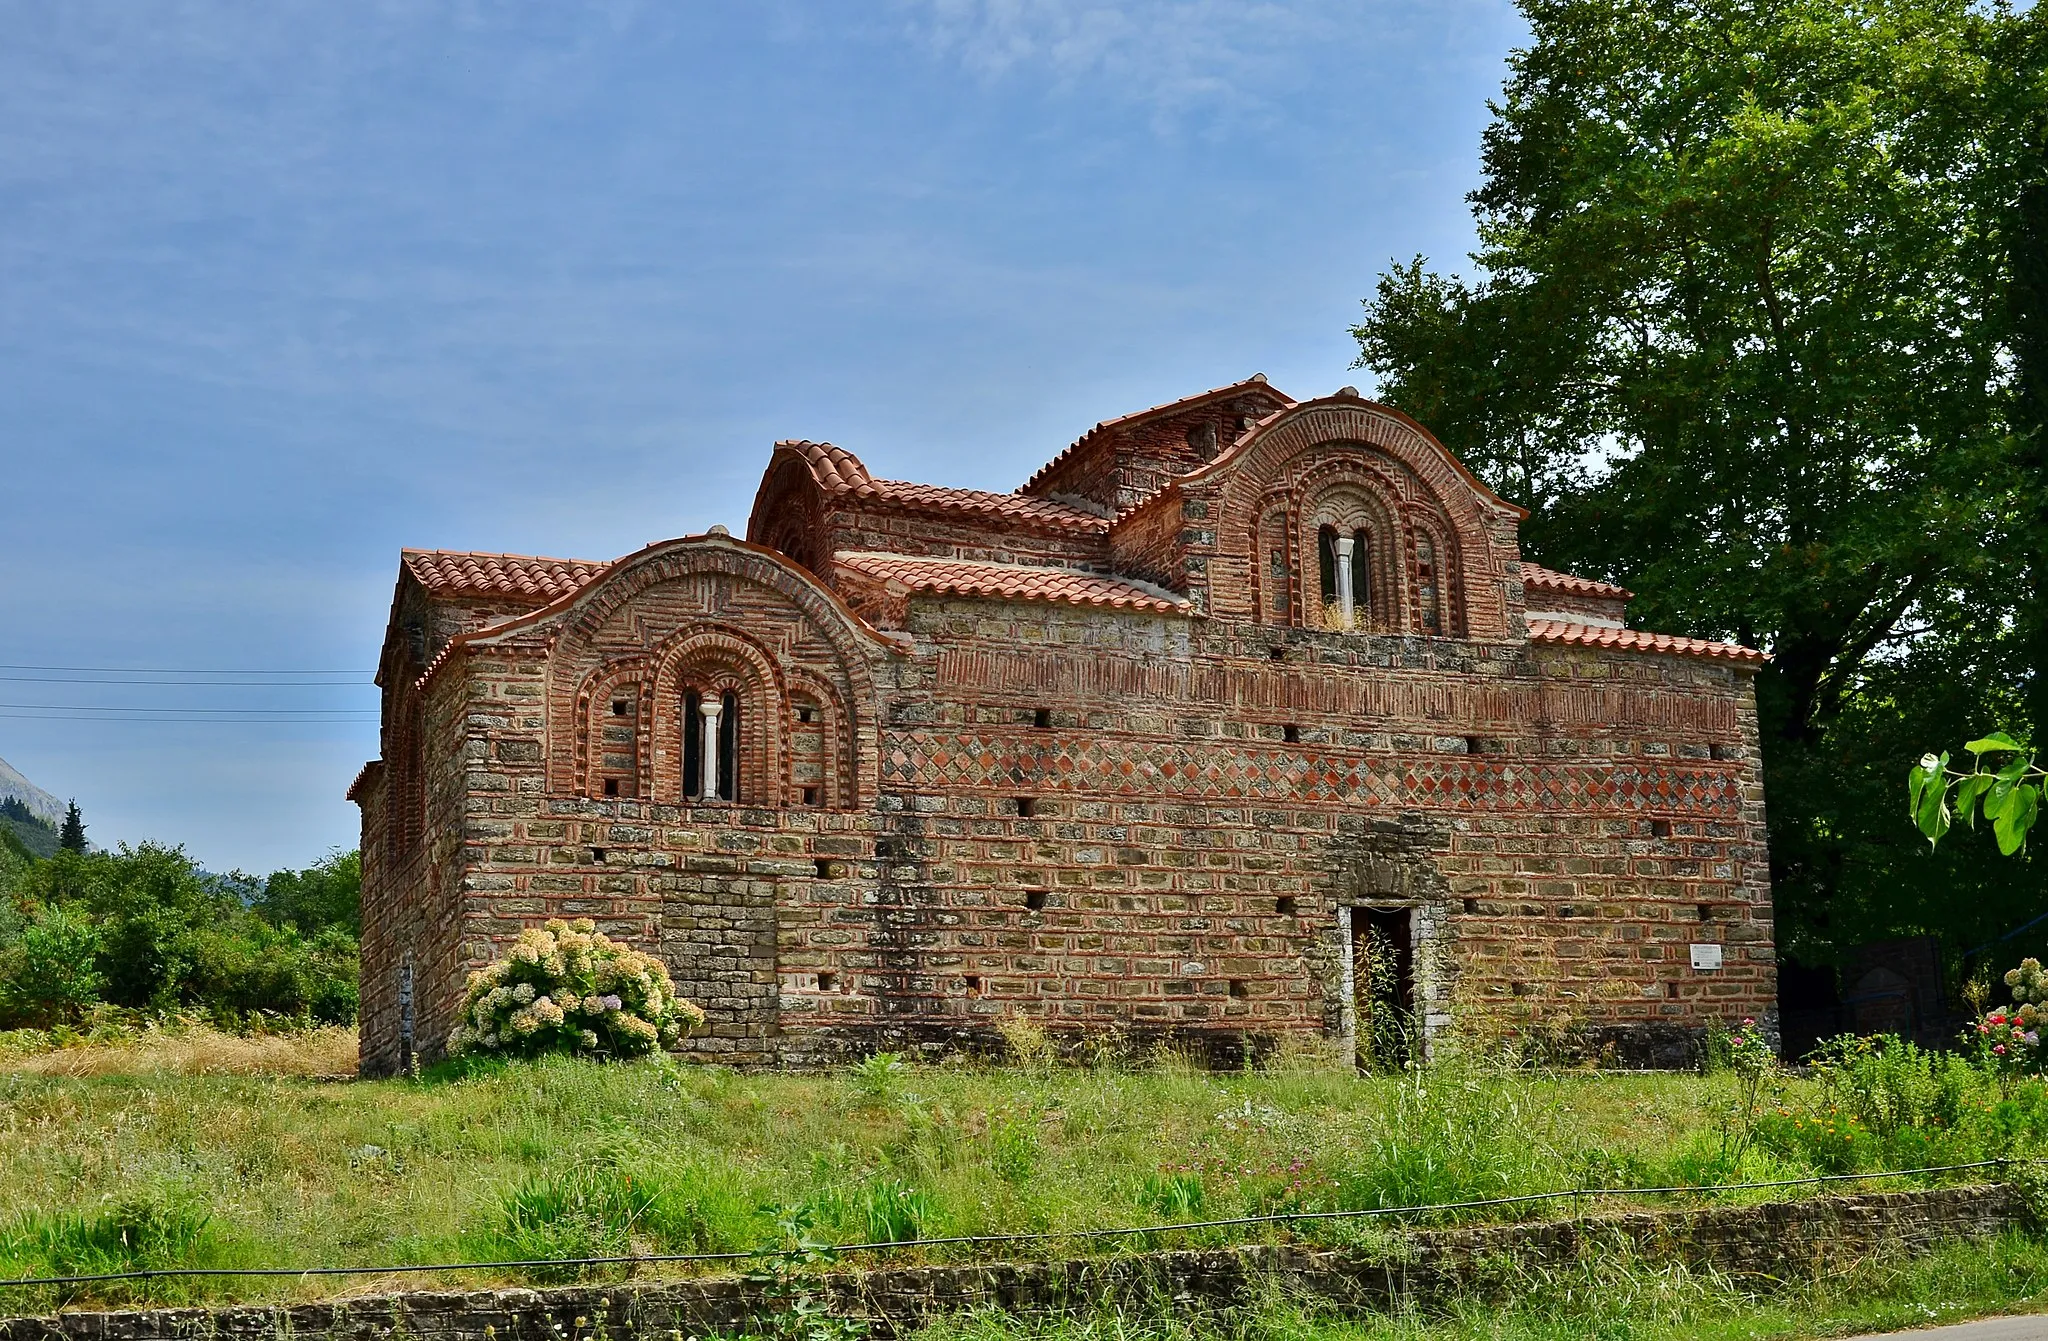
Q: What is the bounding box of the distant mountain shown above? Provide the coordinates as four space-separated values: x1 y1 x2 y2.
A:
0 754 63 825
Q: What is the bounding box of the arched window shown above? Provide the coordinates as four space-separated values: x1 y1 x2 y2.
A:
1416 536 1441 635
1316 525 1372 630
682 688 740 803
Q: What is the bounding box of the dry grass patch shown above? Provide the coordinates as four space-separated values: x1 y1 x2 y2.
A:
0 1024 357 1077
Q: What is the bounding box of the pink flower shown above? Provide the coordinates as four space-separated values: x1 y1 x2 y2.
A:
1995 1044 2008 1055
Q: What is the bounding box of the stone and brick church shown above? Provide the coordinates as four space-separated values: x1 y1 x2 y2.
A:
350 376 1774 1074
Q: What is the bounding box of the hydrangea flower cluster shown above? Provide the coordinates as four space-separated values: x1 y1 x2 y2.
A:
446 918 705 1060
1970 958 2047 1081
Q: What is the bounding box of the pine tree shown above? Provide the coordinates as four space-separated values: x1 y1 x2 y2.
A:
58 800 86 854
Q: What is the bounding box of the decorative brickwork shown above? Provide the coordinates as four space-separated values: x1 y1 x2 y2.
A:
353 380 1775 1076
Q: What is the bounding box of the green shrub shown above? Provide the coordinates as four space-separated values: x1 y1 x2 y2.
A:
0 905 104 1026
447 919 705 1059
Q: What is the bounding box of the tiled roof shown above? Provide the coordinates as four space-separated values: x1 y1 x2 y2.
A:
403 550 611 602
1522 563 1632 600
775 442 1109 532
835 552 1188 613
1527 619 1766 664
344 760 383 804
1020 376 1295 496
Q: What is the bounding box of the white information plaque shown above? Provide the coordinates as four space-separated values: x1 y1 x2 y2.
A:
1690 943 1724 970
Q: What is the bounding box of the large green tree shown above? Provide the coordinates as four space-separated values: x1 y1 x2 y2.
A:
1354 0 2047 968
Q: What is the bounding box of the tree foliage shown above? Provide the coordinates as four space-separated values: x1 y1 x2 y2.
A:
1354 0 2048 966
57 802 85 855
0 842 361 1029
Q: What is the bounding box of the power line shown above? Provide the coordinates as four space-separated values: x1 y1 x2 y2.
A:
0 665 364 675
0 1159 2016 1290
0 705 376 715
0 713 377 725
0 676 369 686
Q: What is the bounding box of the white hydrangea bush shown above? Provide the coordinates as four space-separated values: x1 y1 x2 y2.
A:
446 918 705 1060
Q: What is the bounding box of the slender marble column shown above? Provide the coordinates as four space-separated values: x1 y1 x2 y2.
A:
1334 535 1356 629
699 697 723 801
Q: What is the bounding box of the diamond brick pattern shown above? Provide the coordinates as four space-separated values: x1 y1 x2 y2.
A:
880 733 1744 814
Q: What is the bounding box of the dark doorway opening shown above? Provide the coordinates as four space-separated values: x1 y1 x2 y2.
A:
1353 905 1416 1070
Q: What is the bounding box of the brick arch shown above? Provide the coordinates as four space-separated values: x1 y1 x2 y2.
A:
1294 456 1415 634
1198 400 1519 637
537 536 890 804
572 659 654 799
747 454 830 580
649 627 786 806
784 665 856 810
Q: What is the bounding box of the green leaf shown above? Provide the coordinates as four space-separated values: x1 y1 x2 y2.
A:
1916 767 1953 847
1993 783 2039 857
1965 732 2026 755
1956 773 1996 829
1908 762 1934 819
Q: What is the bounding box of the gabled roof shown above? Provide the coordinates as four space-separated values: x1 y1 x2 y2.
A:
407 531 914 696
1521 563 1632 600
771 441 1109 533
403 550 611 602
1527 618 1766 665
1019 375 1295 497
835 552 1188 613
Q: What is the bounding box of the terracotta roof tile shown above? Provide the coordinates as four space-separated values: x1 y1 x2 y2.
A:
1522 563 1633 600
344 760 382 804
403 550 611 602
775 442 1109 532
1527 619 1766 664
1020 376 1295 496
835 552 1188 613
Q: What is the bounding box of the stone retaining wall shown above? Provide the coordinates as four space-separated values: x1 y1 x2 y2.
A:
1 1185 2022 1341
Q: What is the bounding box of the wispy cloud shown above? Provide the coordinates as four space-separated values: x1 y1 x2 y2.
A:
896 0 1343 123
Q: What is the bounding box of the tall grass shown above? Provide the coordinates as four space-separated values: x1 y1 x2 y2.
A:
0 1045 2037 1308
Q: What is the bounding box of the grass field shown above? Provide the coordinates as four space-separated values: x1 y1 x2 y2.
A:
0 1027 2043 1323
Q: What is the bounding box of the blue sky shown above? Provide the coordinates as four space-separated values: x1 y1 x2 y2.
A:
0 0 1524 873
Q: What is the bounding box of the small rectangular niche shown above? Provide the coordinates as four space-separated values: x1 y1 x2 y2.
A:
1709 742 1732 761
817 970 839 993
875 839 895 859
1024 889 1048 912
611 699 630 716
1282 724 1301 743
1268 645 1286 661
1697 902 1713 922
603 778 620 797
590 847 606 864
1033 708 1053 729
964 974 983 997
1666 981 1681 1000
1014 796 1038 818
796 705 816 723
1275 895 1297 916
814 857 837 879
1651 819 1673 839
1465 736 1488 755
1228 979 1249 1000
1463 897 1480 915
801 786 820 806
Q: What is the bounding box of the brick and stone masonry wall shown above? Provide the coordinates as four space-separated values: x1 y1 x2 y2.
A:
1 1186 2021 1341
366 555 1772 1073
